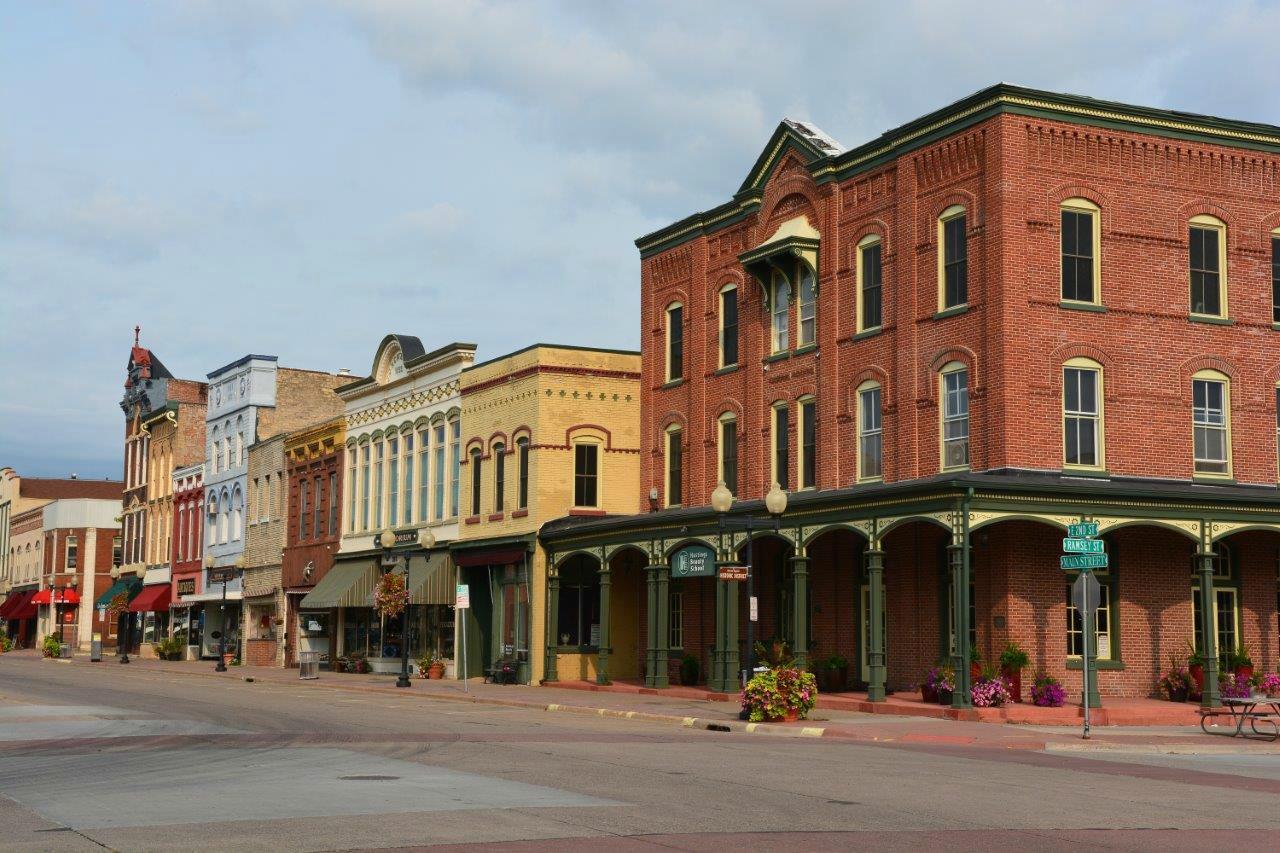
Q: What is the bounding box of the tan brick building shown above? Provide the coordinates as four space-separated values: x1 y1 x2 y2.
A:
455 344 640 684
242 434 287 665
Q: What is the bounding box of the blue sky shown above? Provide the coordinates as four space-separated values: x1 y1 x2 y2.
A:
3 1 1279 479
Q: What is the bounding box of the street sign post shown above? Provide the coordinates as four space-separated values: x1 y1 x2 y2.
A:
1071 572 1101 617
456 584 470 693
1063 521 1104 739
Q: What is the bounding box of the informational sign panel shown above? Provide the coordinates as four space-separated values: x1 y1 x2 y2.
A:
455 584 470 609
208 567 240 584
176 579 196 596
671 544 717 578
718 565 748 581
749 596 758 623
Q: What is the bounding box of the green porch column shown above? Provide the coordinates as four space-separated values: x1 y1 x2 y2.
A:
948 543 972 709
544 567 560 683
865 547 886 702
644 563 657 687
1196 548 1220 708
711 577 740 693
653 561 670 688
790 555 809 671
596 562 611 685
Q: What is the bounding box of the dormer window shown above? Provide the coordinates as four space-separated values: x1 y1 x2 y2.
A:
740 216 820 357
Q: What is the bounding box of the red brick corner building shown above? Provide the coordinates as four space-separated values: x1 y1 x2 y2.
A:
541 84 1280 709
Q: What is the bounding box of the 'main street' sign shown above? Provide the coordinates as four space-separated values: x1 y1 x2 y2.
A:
1060 554 1108 570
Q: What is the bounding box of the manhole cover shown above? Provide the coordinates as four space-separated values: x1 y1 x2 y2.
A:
339 775 401 781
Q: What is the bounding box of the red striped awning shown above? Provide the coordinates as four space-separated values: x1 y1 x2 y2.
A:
6 591 37 621
1 590 31 619
30 588 80 605
128 584 172 613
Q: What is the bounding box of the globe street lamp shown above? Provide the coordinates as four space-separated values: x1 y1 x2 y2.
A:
709 480 788 697
110 564 126 662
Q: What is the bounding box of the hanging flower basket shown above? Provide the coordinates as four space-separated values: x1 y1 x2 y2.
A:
104 591 131 620
374 572 411 620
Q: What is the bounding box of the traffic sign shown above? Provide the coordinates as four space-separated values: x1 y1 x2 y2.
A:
1060 554 1108 570
718 565 748 581
1072 571 1102 617
1068 522 1099 539
455 584 470 609
1063 538 1105 554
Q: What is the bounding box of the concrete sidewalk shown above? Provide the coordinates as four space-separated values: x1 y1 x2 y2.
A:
40 651 1276 754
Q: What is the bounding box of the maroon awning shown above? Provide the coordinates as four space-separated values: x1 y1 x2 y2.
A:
7 591 37 621
453 547 527 568
1 590 30 619
128 584 173 613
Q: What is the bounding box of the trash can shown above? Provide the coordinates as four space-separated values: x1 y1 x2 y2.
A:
59 643 71 659
299 650 319 680
90 638 102 662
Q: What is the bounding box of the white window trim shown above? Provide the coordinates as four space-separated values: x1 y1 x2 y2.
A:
937 205 967 312
1192 368 1232 479
938 362 969 472
1062 357 1106 472
856 380 883 483
856 234 883 334
1060 197 1102 306
1189 214 1228 320
770 269 791 354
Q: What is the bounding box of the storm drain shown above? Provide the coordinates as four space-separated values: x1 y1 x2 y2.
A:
339 775 401 781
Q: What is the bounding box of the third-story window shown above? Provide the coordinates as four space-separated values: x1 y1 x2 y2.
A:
517 437 530 509
1061 199 1100 304
666 303 683 382
939 206 967 310
771 269 791 353
493 442 505 512
470 448 482 517
299 479 309 539
1192 372 1230 476
719 285 739 368
574 444 599 507
374 440 385 528
665 427 682 507
858 236 883 332
1272 234 1280 323
940 365 969 470
799 398 816 489
1063 360 1103 469
718 414 738 495
1189 216 1226 318
797 264 816 347
772 404 790 490
387 436 399 526
328 471 338 536
313 475 323 539
858 382 883 481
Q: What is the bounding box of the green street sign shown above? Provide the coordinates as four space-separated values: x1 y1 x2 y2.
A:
1063 538 1105 554
1067 522 1099 539
671 544 717 578
1060 554 1108 570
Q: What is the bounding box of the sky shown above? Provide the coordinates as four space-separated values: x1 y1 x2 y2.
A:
3 0 1279 480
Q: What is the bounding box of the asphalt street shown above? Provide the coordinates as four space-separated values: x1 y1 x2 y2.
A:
2 655 1279 851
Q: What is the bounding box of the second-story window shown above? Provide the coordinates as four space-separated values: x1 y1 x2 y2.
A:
940 365 969 470
719 285 739 368
360 445 371 531
939 206 967 310
857 236 883 333
313 475 324 539
328 471 338 536
1063 360 1104 470
665 427 682 507
374 440 385 528
417 428 430 523
1189 216 1226 318
665 303 683 382
574 443 599 507
387 436 399 526
493 442 506 513
1061 199 1100 304
449 419 461 518
348 447 358 532
718 414 738 496
772 404 790 490
470 447 482 517
434 423 446 521
402 433 413 524
771 269 791 353
66 536 77 569
517 437 530 510
1271 233 1280 323
1192 372 1230 476
797 265 816 347
858 382 883 482
300 478 310 539
799 398 816 489
113 535 122 569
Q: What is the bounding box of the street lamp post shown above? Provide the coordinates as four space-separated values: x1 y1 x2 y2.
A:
55 575 79 652
710 481 788 693
110 565 131 664
209 554 244 673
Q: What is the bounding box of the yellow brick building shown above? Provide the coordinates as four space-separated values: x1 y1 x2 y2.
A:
454 344 640 684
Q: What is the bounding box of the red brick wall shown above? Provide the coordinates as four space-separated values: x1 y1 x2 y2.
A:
281 447 343 589
172 481 203 595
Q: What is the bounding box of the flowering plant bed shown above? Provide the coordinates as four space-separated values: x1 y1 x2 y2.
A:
922 665 954 703
1220 672 1254 699
1030 674 1066 707
104 591 131 620
971 676 1011 708
1260 673 1280 697
740 667 817 722
373 572 411 619
1158 663 1192 702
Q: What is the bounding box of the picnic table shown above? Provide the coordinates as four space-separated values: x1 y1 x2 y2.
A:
1199 695 1280 741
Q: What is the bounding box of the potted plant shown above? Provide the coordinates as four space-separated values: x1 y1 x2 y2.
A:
998 641 1029 703
41 634 61 658
920 666 943 703
740 666 818 722
0 632 13 653
418 653 446 679
971 675 1011 708
153 637 184 661
349 652 370 674
680 653 700 686
1227 644 1253 680
821 655 848 692
1030 673 1065 707
1220 672 1253 699
1158 661 1191 702
1186 641 1205 699
933 666 956 705
1259 673 1280 698
969 645 982 683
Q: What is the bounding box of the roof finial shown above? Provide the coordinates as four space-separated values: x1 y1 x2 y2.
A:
134 325 141 347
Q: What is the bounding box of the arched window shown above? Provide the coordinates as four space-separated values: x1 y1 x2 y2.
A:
211 428 220 474
1189 214 1227 319
208 494 219 545
493 442 506 512
373 439 385 528
664 426 682 507
231 487 243 541
1063 357 1104 470
939 362 969 470
517 436 530 510
797 264 816 347
1192 369 1231 477
387 435 400 526
938 205 967 311
1061 198 1101 305
719 284 739 368
856 235 883 333
665 303 684 382
717 413 738 496
470 447 483 517
770 269 791 353
857 380 883 482
449 417 461 518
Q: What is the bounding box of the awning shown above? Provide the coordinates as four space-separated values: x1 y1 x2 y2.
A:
32 588 80 605
738 215 820 306
364 552 453 606
96 577 142 608
454 547 527 568
1 590 34 619
9 592 38 621
179 590 243 604
128 584 172 613
298 559 377 609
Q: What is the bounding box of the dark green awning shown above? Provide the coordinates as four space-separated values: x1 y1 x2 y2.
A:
95 577 142 608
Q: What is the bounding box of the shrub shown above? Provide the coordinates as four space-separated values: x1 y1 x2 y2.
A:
41 634 62 658
0 632 12 653
740 667 818 722
1030 674 1066 707
999 641 1029 671
152 637 185 660
680 654 700 686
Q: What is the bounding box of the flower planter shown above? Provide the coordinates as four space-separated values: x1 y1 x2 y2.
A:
222 653 235 666
1189 664 1204 698
764 709 800 723
921 684 938 704
936 688 953 706
427 663 445 680
1234 664 1254 681
1001 667 1023 703
1167 686 1188 702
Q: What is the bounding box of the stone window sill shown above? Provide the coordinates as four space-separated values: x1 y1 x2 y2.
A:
763 351 790 364
850 327 882 342
714 364 741 377
1189 314 1232 326
1066 659 1125 671
660 378 685 390
1059 300 1106 313
464 515 481 525
933 304 969 320
487 513 504 522
511 509 529 519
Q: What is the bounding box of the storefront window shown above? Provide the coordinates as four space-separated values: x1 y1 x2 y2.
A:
556 557 600 648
